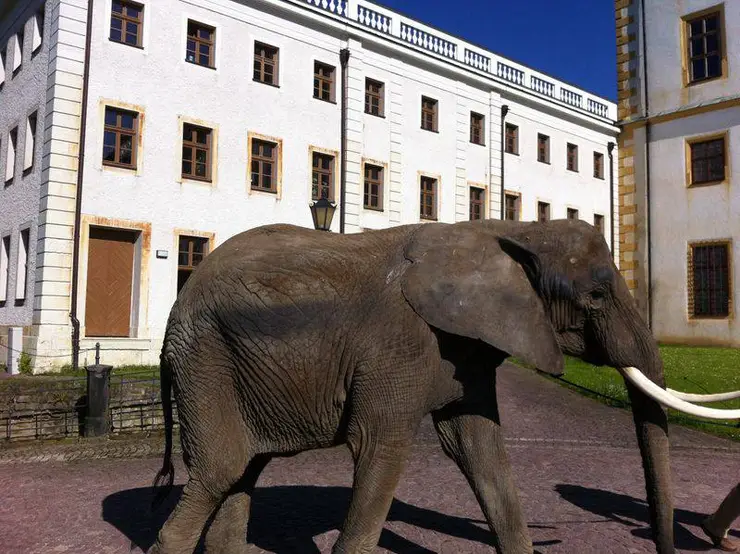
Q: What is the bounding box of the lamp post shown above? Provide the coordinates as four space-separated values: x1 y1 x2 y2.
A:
309 196 337 231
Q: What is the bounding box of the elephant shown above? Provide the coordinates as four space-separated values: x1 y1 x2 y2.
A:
148 218 740 554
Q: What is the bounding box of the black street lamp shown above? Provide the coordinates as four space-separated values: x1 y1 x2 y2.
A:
309 196 337 231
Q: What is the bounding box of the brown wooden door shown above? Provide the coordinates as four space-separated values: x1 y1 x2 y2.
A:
85 227 137 337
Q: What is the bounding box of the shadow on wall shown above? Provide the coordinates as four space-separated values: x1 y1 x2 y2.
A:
555 484 740 552
102 485 560 553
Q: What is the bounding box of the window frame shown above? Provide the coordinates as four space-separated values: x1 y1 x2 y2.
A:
181 122 213 182
421 96 438 132
567 143 579 172
686 132 728 187
593 214 605 235
177 234 210 294
688 240 732 319
419 175 438 220
537 133 550 164
311 151 335 201
470 112 485 145
567 208 579 221
593 151 605 179
365 78 384 117
363 162 384 211
186 20 215 69
254 41 279 86
313 61 336 103
250 137 278 193
537 201 550 223
109 0 144 48
504 192 520 221
505 123 519 155
103 107 139 170
469 186 486 221
682 5 726 86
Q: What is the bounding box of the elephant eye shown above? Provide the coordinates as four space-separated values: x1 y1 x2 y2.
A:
589 289 606 309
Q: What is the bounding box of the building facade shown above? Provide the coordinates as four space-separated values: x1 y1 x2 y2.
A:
616 0 740 345
1 0 618 372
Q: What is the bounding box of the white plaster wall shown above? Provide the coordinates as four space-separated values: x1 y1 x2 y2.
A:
71 0 617 364
649 106 740 345
0 0 48 330
645 0 740 115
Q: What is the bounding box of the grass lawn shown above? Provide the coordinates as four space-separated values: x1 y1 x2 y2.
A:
530 345 740 442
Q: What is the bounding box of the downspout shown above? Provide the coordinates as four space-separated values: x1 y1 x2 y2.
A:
608 141 615 257
339 47 350 234
70 0 95 370
640 0 652 329
499 104 509 220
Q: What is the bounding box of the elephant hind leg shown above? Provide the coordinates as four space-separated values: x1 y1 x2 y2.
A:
203 455 272 554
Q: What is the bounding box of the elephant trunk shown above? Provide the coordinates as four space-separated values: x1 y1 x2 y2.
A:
624 345 675 554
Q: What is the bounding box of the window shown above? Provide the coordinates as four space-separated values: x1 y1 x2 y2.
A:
182 123 212 181
254 42 278 85
421 96 438 132
537 133 550 163
363 164 383 210
251 139 277 192
177 235 209 294
312 152 334 201
15 229 29 302
365 79 384 117
504 194 520 221
690 243 730 318
594 214 605 235
470 112 485 145
469 187 486 220
23 112 37 172
567 143 578 172
6 127 17 183
593 152 604 179
0 236 9 304
110 1 143 48
420 176 437 220
537 201 550 222
32 8 44 53
567 208 579 221
186 20 215 68
12 30 23 73
505 124 518 155
103 107 138 169
313 61 335 102
685 9 723 84
690 137 725 185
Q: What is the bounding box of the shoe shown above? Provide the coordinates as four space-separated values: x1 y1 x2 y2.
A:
702 520 739 552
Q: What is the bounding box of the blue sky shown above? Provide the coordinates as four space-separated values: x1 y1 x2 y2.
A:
376 0 617 101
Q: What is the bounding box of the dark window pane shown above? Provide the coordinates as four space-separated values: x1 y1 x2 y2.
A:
112 1 123 13
104 110 117 126
183 126 193 142
126 21 138 34
262 175 271 188
103 131 116 148
111 18 122 30
103 145 116 162
200 54 209 66
707 55 721 77
195 163 206 177
182 160 192 174
182 148 192 161
200 44 209 55
692 59 706 80
690 20 703 36
192 252 203 266
264 163 272 176
706 34 719 53
195 149 206 164
120 113 134 129
119 147 132 165
110 28 122 42
125 32 137 45
691 37 705 56
263 144 273 158
705 16 718 31
127 6 140 19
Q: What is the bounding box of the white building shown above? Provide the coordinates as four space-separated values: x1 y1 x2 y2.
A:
616 0 740 346
0 0 618 372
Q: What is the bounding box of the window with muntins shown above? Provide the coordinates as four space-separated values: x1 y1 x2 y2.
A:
251 139 277 192
567 208 579 221
103 107 138 169
594 214 604 235
470 113 484 145
421 97 438 132
567 143 578 172
177 235 209 294
469 187 485 220
254 42 278 85
363 164 383 210
690 243 730 318
312 152 334 201
420 176 437 220
686 10 723 83
365 79 384 116
537 201 550 222
505 124 518 154
182 123 212 181
593 152 604 179
110 1 143 47
505 194 520 221
186 20 215 68
313 62 335 102
690 137 725 185
537 134 550 163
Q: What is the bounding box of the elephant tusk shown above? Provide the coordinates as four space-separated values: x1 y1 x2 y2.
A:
666 388 740 403
618 367 740 420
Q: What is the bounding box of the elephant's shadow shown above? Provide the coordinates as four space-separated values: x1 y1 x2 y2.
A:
102 485 559 553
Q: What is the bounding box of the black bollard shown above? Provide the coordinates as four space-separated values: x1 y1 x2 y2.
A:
85 363 113 437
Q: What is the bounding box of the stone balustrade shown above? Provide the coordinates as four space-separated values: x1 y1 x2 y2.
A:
299 0 615 121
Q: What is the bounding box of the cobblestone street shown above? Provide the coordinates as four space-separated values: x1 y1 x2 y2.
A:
1 364 738 554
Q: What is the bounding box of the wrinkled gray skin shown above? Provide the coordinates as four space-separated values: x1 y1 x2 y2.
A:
149 219 674 554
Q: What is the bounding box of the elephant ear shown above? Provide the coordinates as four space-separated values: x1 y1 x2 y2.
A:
401 223 564 376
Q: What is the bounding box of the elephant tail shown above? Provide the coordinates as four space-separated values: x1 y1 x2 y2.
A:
151 353 175 512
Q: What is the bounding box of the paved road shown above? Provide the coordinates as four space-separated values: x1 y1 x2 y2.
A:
1 364 738 554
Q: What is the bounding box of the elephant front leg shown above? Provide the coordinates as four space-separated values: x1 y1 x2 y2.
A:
432 406 533 554
332 439 410 554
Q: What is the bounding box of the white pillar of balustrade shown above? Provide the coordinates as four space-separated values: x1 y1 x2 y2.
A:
391 15 401 38
346 0 358 20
